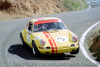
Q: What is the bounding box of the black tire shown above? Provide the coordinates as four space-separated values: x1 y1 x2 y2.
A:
70 47 79 54
32 40 40 56
20 32 27 48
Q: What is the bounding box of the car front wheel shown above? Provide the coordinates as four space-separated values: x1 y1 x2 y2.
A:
20 32 27 47
32 41 40 56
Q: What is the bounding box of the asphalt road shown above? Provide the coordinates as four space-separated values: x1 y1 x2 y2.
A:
0 2 100 67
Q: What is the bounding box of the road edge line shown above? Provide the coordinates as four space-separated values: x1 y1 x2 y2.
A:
87 5 91 9
80 21 100 67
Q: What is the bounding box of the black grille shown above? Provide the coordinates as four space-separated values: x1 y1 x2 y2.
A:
46 47 50 49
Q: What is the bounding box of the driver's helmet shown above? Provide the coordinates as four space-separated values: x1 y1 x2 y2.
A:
38 24 42 28
38 24 44 30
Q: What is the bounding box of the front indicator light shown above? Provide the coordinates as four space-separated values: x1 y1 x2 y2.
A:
71 43 79 47
39 47 46 49
71 44 75 47
39 47 44 49
39 47 50 49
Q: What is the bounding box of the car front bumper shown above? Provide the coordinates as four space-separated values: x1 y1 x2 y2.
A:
38 45 79 55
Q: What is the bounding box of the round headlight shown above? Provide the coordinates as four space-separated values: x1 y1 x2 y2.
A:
72 36 78 42
40 39 46 45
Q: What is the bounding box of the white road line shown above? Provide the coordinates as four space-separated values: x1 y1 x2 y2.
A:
88 5 92 9
99 65 100 67
80 21 100 67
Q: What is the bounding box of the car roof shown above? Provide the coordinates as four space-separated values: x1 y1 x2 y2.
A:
29 17 62 24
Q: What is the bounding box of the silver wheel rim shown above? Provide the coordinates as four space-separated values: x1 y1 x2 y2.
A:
33 46 36 55
20 34 24 46
21 40 23 46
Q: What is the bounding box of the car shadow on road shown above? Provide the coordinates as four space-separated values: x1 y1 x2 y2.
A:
8 44 76 60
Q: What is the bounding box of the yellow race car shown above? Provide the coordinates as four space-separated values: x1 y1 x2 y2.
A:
20 17 79 56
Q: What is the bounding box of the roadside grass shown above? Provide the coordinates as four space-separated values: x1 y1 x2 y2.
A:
63 0 88 11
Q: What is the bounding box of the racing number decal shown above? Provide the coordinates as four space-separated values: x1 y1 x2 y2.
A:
56 36 67 42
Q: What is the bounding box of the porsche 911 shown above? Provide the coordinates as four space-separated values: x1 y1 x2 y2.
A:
20 17 79 56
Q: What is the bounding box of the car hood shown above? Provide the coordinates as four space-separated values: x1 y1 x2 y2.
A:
33 29 71 48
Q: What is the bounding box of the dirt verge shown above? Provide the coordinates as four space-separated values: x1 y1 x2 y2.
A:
86 23 100 63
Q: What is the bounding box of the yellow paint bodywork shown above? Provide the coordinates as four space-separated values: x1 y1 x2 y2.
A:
21 29 79 54
21 17 79 54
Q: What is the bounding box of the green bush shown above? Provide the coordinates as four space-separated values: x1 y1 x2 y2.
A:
63 0 88 11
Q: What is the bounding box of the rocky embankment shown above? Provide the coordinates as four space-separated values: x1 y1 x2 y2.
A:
86 23 100 62
0 0 87 17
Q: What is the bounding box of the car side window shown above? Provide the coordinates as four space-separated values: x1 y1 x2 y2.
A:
28 22 33 31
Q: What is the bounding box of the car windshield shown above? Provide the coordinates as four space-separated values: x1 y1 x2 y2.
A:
33 22 66 32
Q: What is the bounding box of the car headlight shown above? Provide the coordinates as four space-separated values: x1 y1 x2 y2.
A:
40 39 46 45
72 36 78 42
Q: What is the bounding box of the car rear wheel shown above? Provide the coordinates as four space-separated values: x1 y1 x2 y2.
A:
70 47 79 54
32 41 40 56
20 32 27 48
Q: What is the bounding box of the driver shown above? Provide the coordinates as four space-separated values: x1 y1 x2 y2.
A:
38 24 44 31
